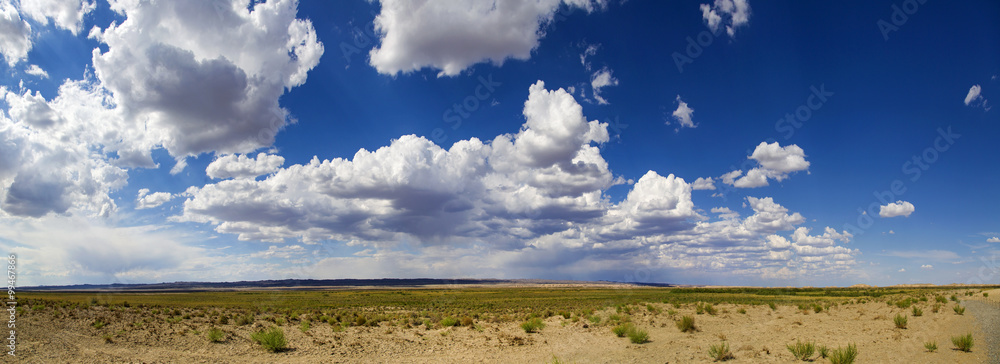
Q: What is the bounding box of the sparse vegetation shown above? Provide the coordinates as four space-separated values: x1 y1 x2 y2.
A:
911 306 922 316
953 305 965 315
924 341 937 352
951 333 973 352
251 327 288 353
676 315 696 333
521 318 544 333
787 340 815 361
91 319 107 329
207 327 225 343
893 313 907 329
612 323 632 337
709 341 734 361
828 344 858 364
626 326 649 344
440 317 459 327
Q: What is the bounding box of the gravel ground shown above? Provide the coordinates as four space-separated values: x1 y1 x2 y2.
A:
965 299 1000 364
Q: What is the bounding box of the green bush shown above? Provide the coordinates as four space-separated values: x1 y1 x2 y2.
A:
893 314 907 329
709 341 734 361
737 308 747 314
627 327 649 344
612 323 632 337
953 305 965 315
787 340 815 361
92 320 107 329
818 345 829 358
676 315 696 333
440 317 459 327
935 295 948 303
251 327 287 353
911 306 923 317
828 344 858 364
924 341 937 352
769 302 777 310
207 328 225 343
521 318 545 333
299 321 310 332
952 333 973 352
704 303 718 316
932 303 941 313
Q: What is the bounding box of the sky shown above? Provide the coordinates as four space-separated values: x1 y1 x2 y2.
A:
0 0 998 287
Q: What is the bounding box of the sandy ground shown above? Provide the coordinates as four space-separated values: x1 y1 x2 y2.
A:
13 289 998 363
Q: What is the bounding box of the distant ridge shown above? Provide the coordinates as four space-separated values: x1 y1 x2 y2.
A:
19 278 680 292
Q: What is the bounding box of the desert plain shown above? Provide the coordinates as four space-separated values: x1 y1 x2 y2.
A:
11 284 1000 363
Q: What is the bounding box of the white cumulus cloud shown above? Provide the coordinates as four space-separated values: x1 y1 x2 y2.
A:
671 95 696 129
692 177 715 190
206 153 285 179
879 200 914 218
590 67 618 104
20 0 95 35
920 264 932 269
136 189 173 210
988 237 999 243
369 0 606 76
724 142 810 188
24 64 47 78
0 0 32 66
700 0 751 37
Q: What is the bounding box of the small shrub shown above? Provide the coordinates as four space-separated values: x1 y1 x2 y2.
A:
935 295 948 303
737 308 747 314
769 302 777 310
588 315 601 324
627 327 649 344
612 323 632 337
953 305 965 315
695 304 705 315
787 340 815 361
236 315 253 326
92 320 107 329
207 328 225 343
709 341 734 361
932 303 941 313
950 295 958 302
828 344 858 364
440 317 459 327
818 345 829 358
299 321 310 333
251 327 288 353
460 316 474 327
676 315 696 333
912 306 923 317
521 318 545 333
101 334 113 343
924 341 937 352
704 304 718 316
983 292 989 297
893 314 907 329
813 304 823 313
952 333 973 352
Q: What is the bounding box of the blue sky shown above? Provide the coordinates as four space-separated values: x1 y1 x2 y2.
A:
0 0 997 287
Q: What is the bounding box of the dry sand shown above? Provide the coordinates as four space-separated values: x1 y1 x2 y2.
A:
14 289 999 363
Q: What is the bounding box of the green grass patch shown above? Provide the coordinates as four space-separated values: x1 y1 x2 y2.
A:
251 327 288 353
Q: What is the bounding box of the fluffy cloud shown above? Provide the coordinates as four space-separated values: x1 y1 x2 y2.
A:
988 237 999 243
179 81 857 280
879 200 914 218
0 0 32 66
24 64 47 78
136 189 173 210
920 264 933 269
964 84 982 105
206 153 285 179
369 0 605 76
671 95 696 129
20 0 95 35
0 0 321 218
590 67 618 104
93 0 323 157
724 142 810 188
700 0 751 37
0 86 127 217
692 177 715 190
